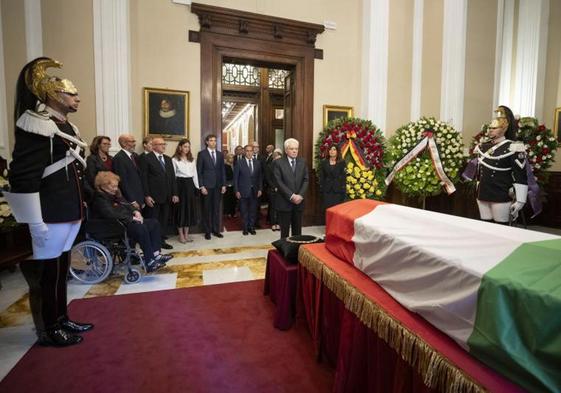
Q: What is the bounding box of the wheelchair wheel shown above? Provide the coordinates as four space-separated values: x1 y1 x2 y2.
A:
124 267 142 284
70 240 113 284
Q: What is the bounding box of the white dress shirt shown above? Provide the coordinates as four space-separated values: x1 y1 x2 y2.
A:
172 157 200 189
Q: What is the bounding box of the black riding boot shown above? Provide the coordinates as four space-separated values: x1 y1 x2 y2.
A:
20 259 83 347
56 251 94 333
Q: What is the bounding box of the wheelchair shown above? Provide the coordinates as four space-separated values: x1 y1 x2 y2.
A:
70 218 148 284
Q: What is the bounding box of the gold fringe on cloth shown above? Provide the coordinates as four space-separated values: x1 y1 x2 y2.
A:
298 247 487 393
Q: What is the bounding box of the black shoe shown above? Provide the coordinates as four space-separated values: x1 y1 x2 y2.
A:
60 317 94 333
243 230 248 235
205 233 211 240
37 327 83 347
158 254 173 264
161 242 173 249
145 259 163 273
212 232 224 238
249 229 256 235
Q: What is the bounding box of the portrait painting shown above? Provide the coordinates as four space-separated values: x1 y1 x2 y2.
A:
144 87 189 140
323 105 354 127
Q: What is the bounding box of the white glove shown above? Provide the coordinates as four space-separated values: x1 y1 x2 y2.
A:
510 202 525 220
29 222 49 248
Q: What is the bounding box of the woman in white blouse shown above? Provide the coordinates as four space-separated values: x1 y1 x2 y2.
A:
172 139 200 243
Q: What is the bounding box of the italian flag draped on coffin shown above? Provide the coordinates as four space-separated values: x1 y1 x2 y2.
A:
325 199 561 393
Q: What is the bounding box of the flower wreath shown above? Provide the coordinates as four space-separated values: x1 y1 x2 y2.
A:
386 117 465 198
469 117 559 177
315 117 386 200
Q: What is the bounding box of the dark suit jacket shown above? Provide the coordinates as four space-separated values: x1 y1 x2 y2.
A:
272 156 309 212
196 149 226 189
139 152 177 203
233 158 263 198
112 150 144 205
319 159 346 194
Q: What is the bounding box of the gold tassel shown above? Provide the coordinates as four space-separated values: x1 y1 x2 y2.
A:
298 247 485 393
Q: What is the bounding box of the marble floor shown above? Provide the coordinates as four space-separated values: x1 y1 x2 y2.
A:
0 226 325 381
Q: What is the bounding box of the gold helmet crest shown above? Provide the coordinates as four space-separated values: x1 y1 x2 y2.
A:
24 58 78 104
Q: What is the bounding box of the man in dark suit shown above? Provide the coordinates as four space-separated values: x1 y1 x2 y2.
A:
234 144 263 235
273 138 309 239
197 134 226 239
140 137 178 249
233 145 244 165
112 134 144 210
137 135 153 169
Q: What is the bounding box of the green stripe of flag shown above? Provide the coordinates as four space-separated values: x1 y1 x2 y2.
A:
467 239 561 393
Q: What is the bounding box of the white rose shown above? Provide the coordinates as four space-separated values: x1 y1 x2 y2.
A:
536 135 542 141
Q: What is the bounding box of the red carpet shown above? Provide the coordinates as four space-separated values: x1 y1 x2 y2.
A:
0 280 333 393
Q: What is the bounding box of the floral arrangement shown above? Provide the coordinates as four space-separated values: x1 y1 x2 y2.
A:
469 117 559 175
315 117 387 200
0 169 17 230
387 117 465 198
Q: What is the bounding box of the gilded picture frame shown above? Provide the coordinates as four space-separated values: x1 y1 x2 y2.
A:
555 107 561 142
144 87 189 141
323 105 354 127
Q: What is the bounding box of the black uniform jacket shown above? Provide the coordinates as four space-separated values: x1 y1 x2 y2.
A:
9 115 85 223
477 140 528 203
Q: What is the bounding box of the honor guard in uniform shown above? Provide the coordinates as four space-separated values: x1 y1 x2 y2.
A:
474 105 528 224
4 57 93 346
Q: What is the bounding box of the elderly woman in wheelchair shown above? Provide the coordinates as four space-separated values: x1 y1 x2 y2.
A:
93 171 173 270
70 171 174 284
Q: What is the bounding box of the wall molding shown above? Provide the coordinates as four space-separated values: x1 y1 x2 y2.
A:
24 0 43 61
410 0 423 121
512 0 549 118
93 0 131 149
0 4 9 159
440 0 467 131
361 0 388 132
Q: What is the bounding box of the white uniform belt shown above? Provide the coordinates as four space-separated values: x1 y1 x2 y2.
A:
42 145 84 178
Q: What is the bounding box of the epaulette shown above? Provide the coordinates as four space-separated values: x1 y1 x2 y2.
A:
15 110 59 138
509 141 526 152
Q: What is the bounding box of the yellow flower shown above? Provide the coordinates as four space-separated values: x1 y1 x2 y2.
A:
375 189 382 196
354 184 361 190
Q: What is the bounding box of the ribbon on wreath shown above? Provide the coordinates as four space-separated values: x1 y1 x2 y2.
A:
385 130 456 194
340 130 369 170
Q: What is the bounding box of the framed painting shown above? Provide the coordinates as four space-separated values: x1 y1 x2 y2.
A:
555 107 561 142
144 87 189 140
323 105 353 127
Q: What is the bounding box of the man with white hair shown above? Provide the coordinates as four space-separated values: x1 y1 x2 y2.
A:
272 138 309 239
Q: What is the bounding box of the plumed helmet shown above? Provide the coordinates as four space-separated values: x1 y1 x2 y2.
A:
490 105 517 140
24 58 77 103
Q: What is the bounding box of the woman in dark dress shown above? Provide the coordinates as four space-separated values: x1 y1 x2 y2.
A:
319 144 346 210
223 153 237 218
86 135 113 190
172 139 199 243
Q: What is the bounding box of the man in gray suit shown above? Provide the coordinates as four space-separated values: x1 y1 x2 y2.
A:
272 138 309 239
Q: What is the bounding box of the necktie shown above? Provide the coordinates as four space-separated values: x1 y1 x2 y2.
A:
249 159 253 174
158 155 165 169
291 159 296 172
131 153 138 168
211 150 216 165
